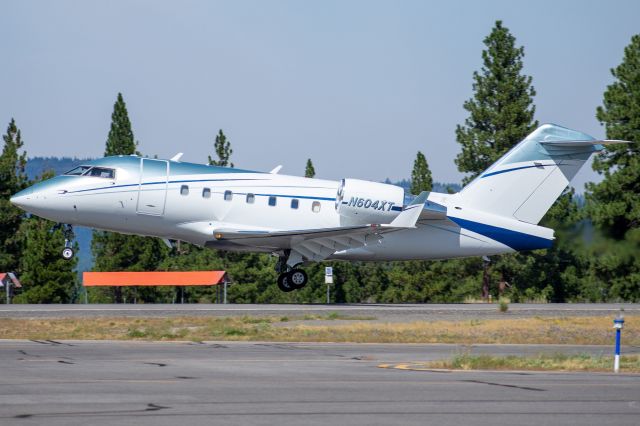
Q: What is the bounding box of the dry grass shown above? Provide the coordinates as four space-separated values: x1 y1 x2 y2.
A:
425 353 640 373
0 315 637 345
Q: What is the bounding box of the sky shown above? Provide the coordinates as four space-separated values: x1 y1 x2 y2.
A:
2 0 639 191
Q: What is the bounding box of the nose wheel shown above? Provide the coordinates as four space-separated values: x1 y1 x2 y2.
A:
62 246 75 260
54 224 76 260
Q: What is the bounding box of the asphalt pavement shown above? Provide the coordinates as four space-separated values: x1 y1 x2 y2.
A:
0 340 638 426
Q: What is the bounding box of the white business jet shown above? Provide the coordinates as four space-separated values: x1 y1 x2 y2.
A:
10 124 625 292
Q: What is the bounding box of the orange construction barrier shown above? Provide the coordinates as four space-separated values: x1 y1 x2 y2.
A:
83 271 228 287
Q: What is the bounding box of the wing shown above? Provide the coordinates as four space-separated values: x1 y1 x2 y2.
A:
210 192 429 263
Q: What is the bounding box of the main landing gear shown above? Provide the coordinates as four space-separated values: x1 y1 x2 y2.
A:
53 224 75 260
277 269 308 292
275 251 308 292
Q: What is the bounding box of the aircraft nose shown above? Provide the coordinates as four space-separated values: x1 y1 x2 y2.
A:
10 188 34 210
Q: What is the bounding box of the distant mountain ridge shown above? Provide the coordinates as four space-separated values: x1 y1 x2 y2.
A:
25 157 92 181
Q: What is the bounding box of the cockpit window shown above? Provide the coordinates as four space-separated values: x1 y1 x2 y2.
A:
64 165 92 176
87 167 115 179
63 166 115 178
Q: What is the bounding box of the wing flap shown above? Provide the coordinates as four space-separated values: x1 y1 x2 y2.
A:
213 224 377 248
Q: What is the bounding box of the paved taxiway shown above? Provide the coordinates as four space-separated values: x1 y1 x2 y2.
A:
0 303 637 321
1 340 638 426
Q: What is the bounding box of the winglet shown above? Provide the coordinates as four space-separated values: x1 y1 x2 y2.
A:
270 165 283 174
170 152 184 162
386 191 429 228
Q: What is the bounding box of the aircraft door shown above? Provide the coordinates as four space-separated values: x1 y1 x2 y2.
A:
137 158 169 216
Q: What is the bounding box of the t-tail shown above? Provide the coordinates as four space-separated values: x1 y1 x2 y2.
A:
453 123 627 225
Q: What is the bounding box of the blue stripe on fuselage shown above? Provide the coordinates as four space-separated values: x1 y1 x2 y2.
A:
448 216 553 251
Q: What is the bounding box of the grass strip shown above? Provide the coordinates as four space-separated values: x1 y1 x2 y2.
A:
0 314 637 345
425 352 640 373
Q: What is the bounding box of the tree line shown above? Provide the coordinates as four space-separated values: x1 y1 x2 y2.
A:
1 22 638 303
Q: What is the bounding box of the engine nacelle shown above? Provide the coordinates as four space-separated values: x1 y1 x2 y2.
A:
335 178 404 225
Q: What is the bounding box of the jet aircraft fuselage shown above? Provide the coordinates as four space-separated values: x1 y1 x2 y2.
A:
11 124 624 291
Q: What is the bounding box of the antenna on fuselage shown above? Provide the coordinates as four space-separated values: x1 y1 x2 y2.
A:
170 152 184 162
270 165 283 174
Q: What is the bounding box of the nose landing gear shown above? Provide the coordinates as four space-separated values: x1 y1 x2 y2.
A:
61 244 74 260
53 224 76 260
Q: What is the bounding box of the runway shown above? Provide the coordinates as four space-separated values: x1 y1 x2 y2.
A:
0 340 638 426
0 303 637 321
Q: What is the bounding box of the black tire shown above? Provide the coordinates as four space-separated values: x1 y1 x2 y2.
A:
288 269 308 289
277 272 295 292
61 247 74 260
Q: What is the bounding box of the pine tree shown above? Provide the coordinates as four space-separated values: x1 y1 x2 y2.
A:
92 93 168 303
588 34 640 239
304 158 316 178
410 151 432 194
105 93 139 156
584 34 640 301
0 118 29 273
14 171 78 303
453 21 538 300
455 20 538 184
208 130 233 167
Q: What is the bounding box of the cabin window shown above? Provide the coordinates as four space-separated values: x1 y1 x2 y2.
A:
224 190 233 201
202 188 211 198
180 185 189 196
312 201 321 213
64 165 92 176
291 199 299 209
268 196 277 206
246 193 255 204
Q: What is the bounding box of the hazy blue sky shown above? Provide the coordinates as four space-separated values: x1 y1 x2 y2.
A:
2 0 638 190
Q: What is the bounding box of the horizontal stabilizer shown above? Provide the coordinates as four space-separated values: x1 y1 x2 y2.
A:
540 139 629 147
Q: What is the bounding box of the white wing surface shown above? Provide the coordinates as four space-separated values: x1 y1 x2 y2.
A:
212 192 429 263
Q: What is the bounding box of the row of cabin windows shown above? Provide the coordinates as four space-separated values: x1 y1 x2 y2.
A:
180 185 321 212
